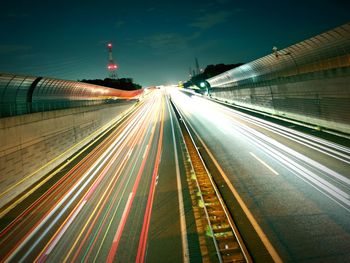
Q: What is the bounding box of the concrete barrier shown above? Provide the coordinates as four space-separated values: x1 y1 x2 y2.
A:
0 101 136 208
207 23 350 134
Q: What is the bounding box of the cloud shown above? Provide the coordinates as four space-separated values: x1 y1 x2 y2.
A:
139 33 187 50
0 44 31 54
190 11 232 29
138 32 202 53
195 39 220 52
115 20 125 28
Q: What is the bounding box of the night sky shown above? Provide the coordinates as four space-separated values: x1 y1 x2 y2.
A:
1 0 349 87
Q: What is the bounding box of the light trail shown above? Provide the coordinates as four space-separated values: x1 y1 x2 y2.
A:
136 96 165 263
170 88 350 262
170 90 350 210
105 92 161 262
37 129 135 262
6 108 140 262
227 123 350 209
194 95 350 164
0 103 138 210
66 100 155 262
166 94 190 263
0 90 172 263
0 102 147 239
106 192 134 263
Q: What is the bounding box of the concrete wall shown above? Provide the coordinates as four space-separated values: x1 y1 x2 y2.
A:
207 23 350 134
210 67 350 134
0 102 136 207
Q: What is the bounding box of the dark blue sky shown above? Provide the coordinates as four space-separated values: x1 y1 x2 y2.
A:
1 0 349 86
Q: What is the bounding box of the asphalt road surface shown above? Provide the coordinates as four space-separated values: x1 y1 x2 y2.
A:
170 89 350 262
0 89 194 263
2 87 349 262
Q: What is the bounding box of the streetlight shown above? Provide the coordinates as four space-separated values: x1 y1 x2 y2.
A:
199 81 211 96
272 46 299 74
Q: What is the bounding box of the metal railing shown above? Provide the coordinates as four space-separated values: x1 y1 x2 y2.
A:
171 98 252 263
0 100 121 118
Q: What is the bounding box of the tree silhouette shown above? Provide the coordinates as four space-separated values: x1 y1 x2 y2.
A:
184 63 243 89
80 78 142 90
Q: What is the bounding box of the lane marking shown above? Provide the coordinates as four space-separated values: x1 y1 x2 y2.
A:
176 108 283 263
167 96 190 263
0 104 139 218
250 152 279 175
4 115 140 261
105 100 160 262
92 105 158 262
0 104 138 202
107 192 133 263
220 103 350 163
236 123 350 207
61 110 149 262
143 145 149 159
136 99 164 263
225 114 350 186
60 145 132 262
45 200 86 256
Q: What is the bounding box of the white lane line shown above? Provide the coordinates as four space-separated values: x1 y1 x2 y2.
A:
6 112 140 262
242 127 350 208
250 152 279 175
232 122 350 186
178 112 283 263
45 200 87 255
167 97 190 263
207 97 350 162
112 192 133 244
142 145 149 159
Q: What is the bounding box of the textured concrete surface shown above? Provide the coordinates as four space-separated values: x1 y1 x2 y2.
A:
0 102 136 208
207 23 350 135
210 72 350 134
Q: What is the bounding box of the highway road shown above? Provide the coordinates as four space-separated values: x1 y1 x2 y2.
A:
2 87 350 262
170 89 350 262
0 89 195 262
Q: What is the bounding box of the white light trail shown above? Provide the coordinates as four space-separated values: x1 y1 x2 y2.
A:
170 89 350 211
6 103 148 262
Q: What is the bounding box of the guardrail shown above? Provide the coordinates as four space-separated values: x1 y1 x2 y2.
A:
171 98 252 262
0 73 143 118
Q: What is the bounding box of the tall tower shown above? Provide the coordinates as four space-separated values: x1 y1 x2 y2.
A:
195 57 200 75
107 42 118 79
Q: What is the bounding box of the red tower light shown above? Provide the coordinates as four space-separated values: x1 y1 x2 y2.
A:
106 42 118 79
108 64 118 70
